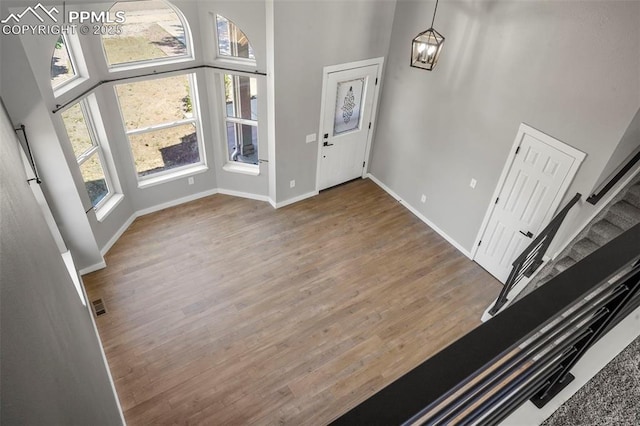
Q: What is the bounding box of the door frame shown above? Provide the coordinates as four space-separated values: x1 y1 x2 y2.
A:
471 123 586 260
315 57 384 193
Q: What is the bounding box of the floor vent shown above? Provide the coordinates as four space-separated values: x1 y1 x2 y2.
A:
92 298 107 317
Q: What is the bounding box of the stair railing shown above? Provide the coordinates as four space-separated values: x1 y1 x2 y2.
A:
331 223 640 426
587 150 640 205
488 193 582 315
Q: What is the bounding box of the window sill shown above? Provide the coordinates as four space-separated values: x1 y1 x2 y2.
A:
95 193 124 222
137 165 208 189
223 162 260 176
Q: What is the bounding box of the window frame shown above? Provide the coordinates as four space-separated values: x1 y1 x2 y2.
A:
51 33 88 98
213 13 257 67
101 0 194 72
61 98 117 213
114 72 207 186
220 73 259 174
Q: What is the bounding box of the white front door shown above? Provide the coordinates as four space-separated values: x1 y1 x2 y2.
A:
318 64 378 190
474 124 585 282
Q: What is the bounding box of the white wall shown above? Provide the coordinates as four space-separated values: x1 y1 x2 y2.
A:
0 103 123 425
272 0 397 203
370 0 640 252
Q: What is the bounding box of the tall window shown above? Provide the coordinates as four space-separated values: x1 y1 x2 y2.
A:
224 74 258 165
60 100 113 208
215 14 255 61
102 0 191 68
115 73 204 181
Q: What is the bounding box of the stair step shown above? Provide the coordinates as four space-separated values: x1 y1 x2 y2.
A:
555 256 577 273
624 183 640 208
588 219 624 246
538 272 557 288
570 238 600 262
605 200 640 230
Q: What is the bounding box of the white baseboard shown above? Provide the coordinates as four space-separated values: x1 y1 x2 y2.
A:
217 188 270 203
275 191 319 208
79 260 107 275
366 173 472 259
100 213 136 257
136 188 220 216
504 305 640 425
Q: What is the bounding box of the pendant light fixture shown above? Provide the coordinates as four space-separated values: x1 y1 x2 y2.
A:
411 0 445 71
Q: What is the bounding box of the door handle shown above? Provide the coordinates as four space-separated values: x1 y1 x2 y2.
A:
519 230 534 238
323 141 334 147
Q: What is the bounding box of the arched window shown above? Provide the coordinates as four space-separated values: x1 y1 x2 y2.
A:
51 35 77 89
102 0 192 68
215 14 255 61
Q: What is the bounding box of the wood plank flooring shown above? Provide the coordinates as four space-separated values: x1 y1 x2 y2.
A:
83 178 501 425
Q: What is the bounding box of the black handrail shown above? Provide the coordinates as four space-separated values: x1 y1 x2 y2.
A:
587 150 640 205
14 124 42 185
330 223 640 425
488 192 582 315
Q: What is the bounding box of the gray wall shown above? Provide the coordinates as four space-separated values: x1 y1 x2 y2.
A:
273 0 396 202
370 0 640 252
0 104 123 425
595 107 640 190
0 23 103 268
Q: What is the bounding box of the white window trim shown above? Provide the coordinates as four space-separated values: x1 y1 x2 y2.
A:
79 100 115 212
61 98 121 217
138 164 208 189
223 162 259 176
52 33 89 98
212 13 257 66
106 55 194 74
95 193 124 222
220 73 259 173
116 72 207 185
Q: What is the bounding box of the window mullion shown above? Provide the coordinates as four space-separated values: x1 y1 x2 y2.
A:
225 117 257 127
126 118 196 136
77 145 99 165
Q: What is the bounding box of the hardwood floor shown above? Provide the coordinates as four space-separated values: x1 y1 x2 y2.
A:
83 178 501 425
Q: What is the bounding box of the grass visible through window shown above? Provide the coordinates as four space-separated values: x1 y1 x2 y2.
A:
103 1 187 66
115 74 200 178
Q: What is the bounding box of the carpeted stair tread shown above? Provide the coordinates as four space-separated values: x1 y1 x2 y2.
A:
588 220 624 246
537 272 557 289
554 256 577 273
605 200 640 230
570 238 601 261
624 183 640 207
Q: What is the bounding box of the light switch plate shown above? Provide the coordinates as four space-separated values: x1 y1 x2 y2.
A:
306 133 317 143
470 178 477 189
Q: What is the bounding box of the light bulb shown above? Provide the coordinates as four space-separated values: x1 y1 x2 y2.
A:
427 45 437 55
417 43 427 53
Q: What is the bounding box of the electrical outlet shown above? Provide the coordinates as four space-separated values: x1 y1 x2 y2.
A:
188 177 194 185
420 194 426 203
470 178 477 189
305 133 317 143
290 180 296 188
